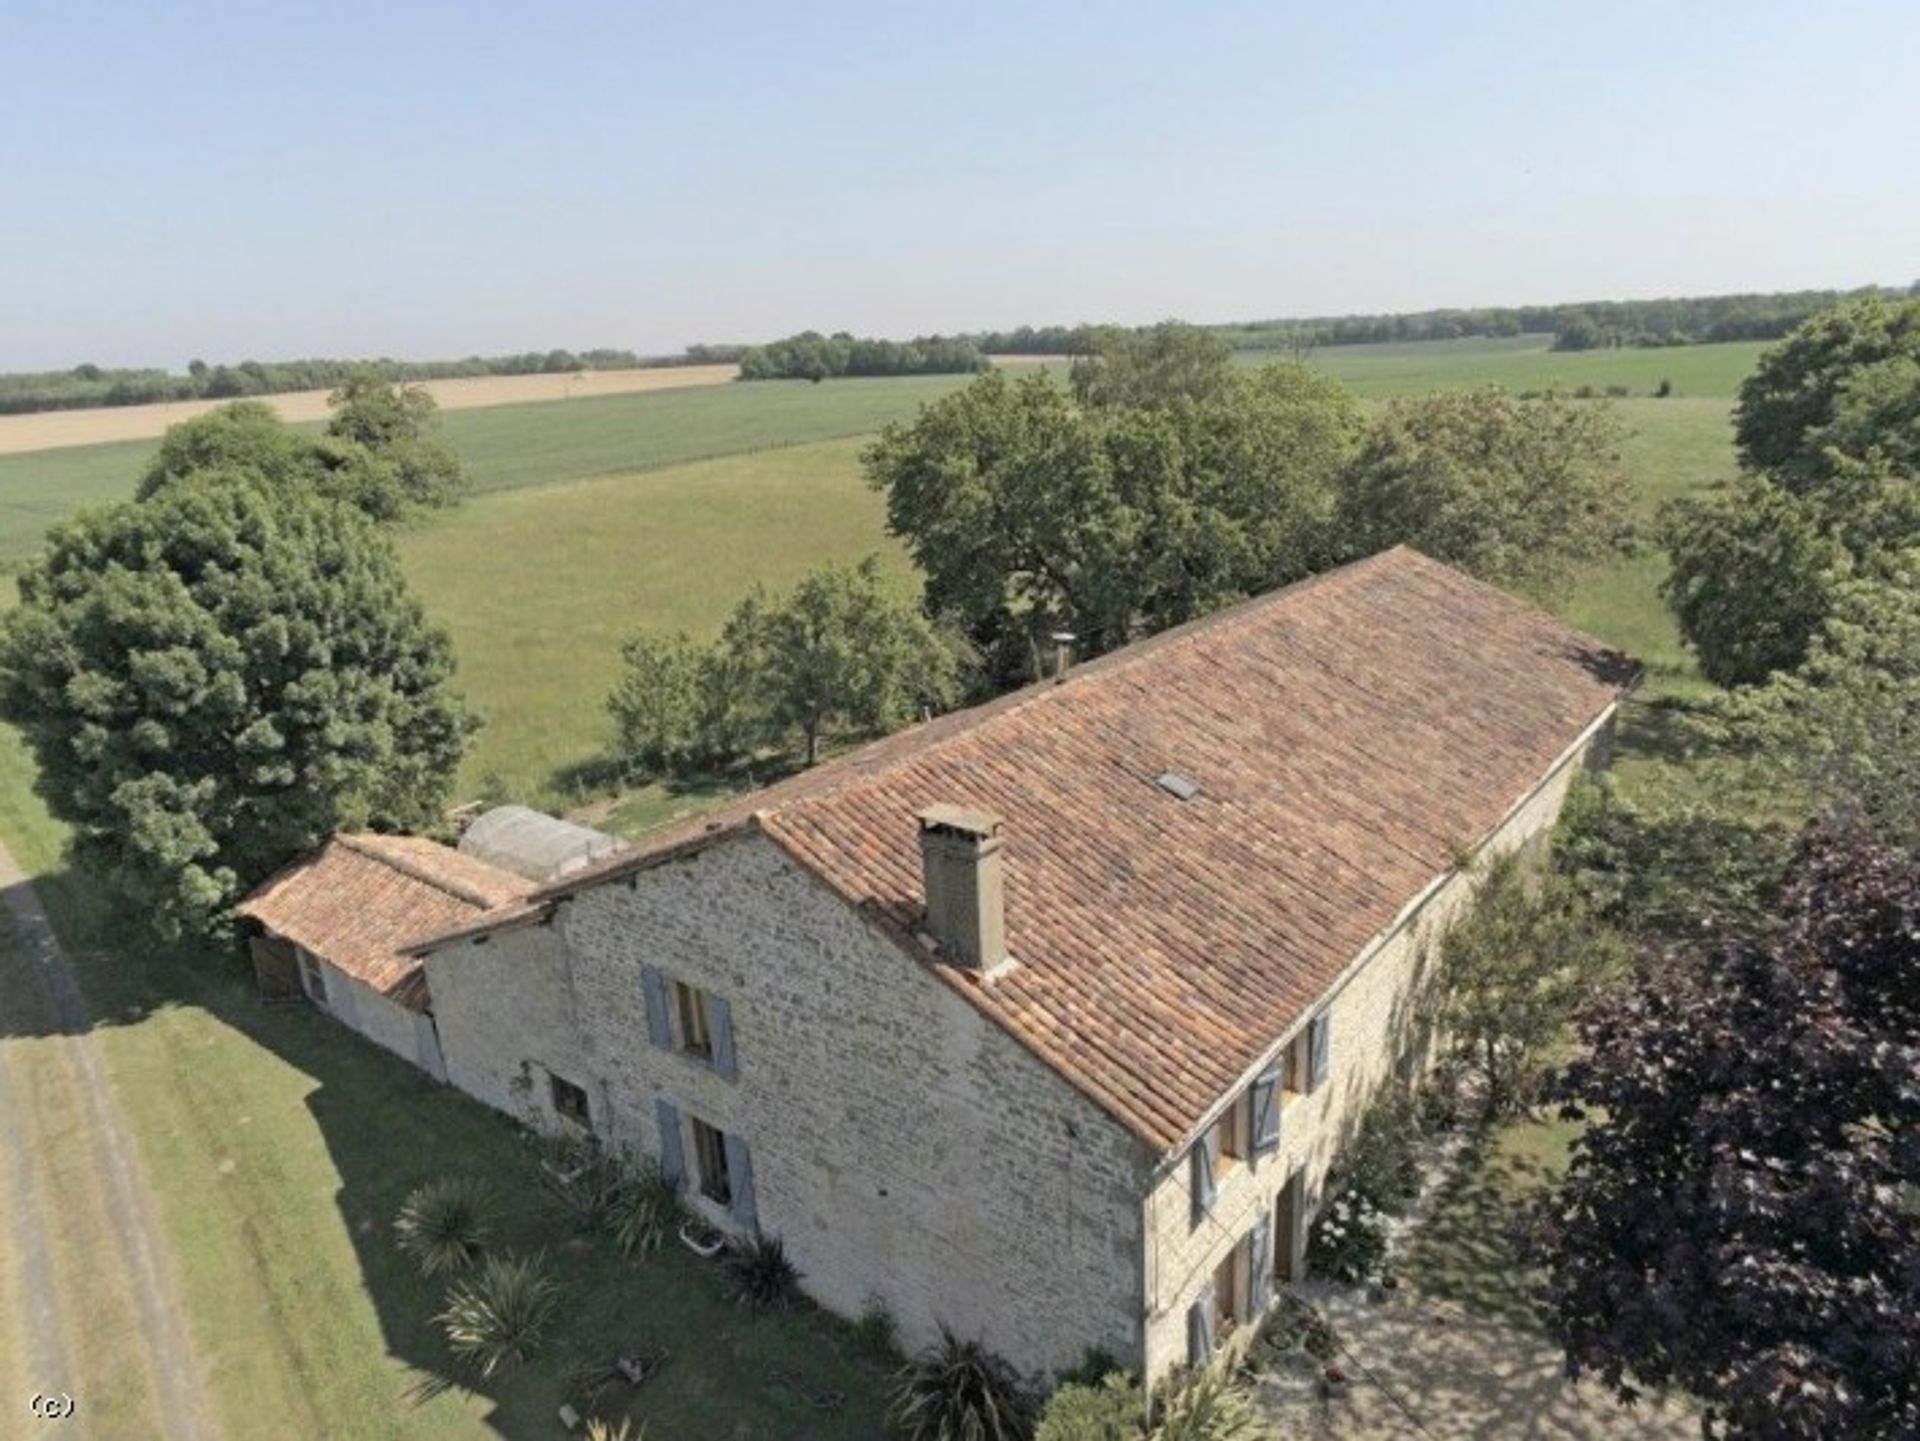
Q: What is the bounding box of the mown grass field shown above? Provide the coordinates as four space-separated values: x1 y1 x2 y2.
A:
0 371 1018 569
0 333 1758 1436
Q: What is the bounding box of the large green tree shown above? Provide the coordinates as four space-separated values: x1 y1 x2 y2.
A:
1728 554 1920 849
864 364 1360 676
326 373 471 514
1735 296 1920 486
1068 319 1235 410
1659 476 1851 688
0 472 473 941
1337 387 1635 596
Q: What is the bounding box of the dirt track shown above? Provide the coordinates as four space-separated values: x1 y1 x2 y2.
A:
0 365 740 456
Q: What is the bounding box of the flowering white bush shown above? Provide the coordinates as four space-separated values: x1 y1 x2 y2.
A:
1306 1187 1389 1282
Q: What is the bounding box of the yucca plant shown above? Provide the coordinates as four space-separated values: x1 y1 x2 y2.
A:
722 1231 803 1310
394 1177 492 1278
1148 1367 1260 1441
541 1136 626 1231
891 1327 1035 1441
584 1416 643 1441
435 1252 560 1377
608 1158 686 1258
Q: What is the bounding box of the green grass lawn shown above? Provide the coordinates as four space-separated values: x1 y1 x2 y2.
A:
398 436 910 804
0 728 896 1440
1395 1116 1581 1329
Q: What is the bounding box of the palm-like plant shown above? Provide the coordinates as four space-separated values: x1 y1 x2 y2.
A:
722 1231 803 1310
394 1177 492 1278
608 1159 686 1259
891 1327 1035 1441
1149 1367 1260 1441
435 1253 560 1377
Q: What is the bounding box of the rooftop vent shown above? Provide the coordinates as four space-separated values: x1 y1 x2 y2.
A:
1155 772 1203 802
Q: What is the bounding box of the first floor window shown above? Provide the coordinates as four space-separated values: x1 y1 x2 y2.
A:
300 950 329 1007
690 1117 732 1205
550 1073 590 1127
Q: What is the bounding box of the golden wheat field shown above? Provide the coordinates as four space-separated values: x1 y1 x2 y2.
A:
0 363 741 455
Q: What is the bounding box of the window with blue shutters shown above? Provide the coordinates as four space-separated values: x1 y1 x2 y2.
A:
723 1130 756 1230
643 967 738 1078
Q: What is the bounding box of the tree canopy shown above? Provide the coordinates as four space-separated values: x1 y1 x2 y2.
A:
0 472 472 941
863 364 1361 680
1538 830 1919 1441
1067 320 1235 410
1337 387 1635 596
609 558 965 774
1735 296 1920 486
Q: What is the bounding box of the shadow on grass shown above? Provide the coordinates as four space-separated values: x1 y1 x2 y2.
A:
2 864 896 1439
1396 1118 1577 1333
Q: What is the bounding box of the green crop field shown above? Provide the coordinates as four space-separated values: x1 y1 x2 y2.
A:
1295 333 1766 399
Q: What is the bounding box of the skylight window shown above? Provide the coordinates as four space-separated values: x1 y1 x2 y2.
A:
1156 772 1202 801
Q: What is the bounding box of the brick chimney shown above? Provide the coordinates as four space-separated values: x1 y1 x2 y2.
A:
916 805 1007 971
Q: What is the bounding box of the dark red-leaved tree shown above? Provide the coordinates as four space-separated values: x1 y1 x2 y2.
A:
1537 830 1919 1440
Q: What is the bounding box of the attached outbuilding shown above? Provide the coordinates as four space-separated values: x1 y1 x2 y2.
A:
236 833 532 1078
456 805 621 883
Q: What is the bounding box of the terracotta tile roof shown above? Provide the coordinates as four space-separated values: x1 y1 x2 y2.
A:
238 834 532 1011
413 548 1635 1149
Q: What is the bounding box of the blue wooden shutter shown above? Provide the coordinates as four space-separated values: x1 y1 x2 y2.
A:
1189 1130 1218 1225
724 1131 756 1230
708 994 736 1078
654 1099 685 1187
1250 1216 1274 1313
642 966 672 1048
1309 1014 1331 1090
1251 1062 1281 1157
1187 1286 1215 1366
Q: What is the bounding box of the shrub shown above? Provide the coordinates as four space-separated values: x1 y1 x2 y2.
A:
394 1178 492 1279
1149 1368 1261 1441
723 1231 803 1310
435 1253 560 1377
1247 1292 1338 1366
1655 377 1674 398
1035 1372 1145 1440
891 1327 1036 1441
608 1158 686 1259
539 1136 626 1232
1334 1086 1425 1212
1305 1187 1389 1283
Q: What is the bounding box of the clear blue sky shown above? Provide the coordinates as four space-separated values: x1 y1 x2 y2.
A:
3 0 1915 369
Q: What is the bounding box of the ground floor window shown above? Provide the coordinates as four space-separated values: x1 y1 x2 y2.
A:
550 1073 590 1127
1213 1236 1246 1336
299 950 329 1007
690 1117 732 1205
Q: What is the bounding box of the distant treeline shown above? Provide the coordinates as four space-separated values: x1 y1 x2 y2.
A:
0 347 726 417
970 284 1920 358
1213 284 1920 354
737 331 988 381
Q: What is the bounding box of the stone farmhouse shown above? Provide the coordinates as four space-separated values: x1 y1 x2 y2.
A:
238 546 1634 1383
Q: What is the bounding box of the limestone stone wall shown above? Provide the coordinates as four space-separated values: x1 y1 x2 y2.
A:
557 832 1153 1378
1138 717 1612 1381
422 922 600 1135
